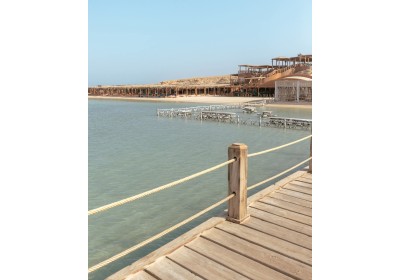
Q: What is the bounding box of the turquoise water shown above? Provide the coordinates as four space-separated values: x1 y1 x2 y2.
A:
88 99 312 279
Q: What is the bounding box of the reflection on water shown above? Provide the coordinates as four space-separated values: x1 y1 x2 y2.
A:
89 99 312 279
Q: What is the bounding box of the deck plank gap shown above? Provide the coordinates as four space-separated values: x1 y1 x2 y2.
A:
250 204 312 226
257 200 312 217
249 215 312 237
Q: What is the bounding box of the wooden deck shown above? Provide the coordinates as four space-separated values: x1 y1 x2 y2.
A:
108 170 312 280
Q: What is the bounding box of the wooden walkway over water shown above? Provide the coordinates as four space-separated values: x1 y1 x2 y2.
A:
109 170 312 280
157 104 312 130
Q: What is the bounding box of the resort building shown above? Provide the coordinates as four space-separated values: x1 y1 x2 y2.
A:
88 53 312 102
275 76 312 102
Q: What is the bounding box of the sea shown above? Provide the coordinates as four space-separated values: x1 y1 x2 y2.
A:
88 99 312 280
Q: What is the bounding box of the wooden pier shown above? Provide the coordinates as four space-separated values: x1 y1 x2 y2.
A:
268 117 312 129
108 170 312 280
157 104 241 117
89 137 312 278
157 104 312 130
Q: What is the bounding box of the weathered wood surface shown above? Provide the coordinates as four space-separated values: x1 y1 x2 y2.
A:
292 179 312 187
227 143 249 223
249 207 312 237
124 271 156 280
168 246 246 279
108 171 312 280
259 196 312 216
277 188 312 202
243 217 312 249
270 192 312 208
284 183 312 195
250 201 312 225
106 216 226 279
145 257 202 280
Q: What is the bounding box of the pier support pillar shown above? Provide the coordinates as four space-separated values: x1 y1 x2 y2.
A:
227 143 249 224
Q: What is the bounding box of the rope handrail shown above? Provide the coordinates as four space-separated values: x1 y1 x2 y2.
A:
88 158 236 216
88 136 312 273
248 156 311 191
248 135 312 158
88 193 235 273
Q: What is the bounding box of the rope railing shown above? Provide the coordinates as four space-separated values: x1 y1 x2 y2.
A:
88 193 235 273
88 135 312 274
89 135 311 216
88 158 236 216
248 156 311 191
248 135 312 158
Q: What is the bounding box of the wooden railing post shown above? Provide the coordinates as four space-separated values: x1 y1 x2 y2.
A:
309 136 312 173
227 143 250 224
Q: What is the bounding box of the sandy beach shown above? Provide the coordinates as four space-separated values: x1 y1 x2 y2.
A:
88 95 312 109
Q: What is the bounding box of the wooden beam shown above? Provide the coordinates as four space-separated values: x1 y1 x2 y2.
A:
227 143 249 223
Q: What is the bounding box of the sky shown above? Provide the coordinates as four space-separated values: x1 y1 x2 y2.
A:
89 0 311 86
4 2 400 279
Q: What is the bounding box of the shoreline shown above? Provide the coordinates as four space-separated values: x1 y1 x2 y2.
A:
88 95 312 109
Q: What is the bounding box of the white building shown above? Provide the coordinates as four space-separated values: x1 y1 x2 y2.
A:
275 76 312 102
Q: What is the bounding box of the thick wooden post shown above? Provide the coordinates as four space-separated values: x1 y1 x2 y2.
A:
309 136 312 173
227 143 249 224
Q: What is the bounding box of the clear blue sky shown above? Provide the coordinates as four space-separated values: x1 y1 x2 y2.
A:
89 0 311 86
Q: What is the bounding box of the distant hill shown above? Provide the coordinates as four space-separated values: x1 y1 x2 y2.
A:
97 67 311 88
159 75 231 86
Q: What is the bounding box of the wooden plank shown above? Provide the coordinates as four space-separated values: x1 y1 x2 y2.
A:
106 216 226 279
247 170 307 205
244 217 311 249
125 271 157 280
270 192 312 208
202 228 312 280
168 246 247 280
295 178 312 184
249 207 312 236
277 189 312 202
297 175 312 181
251 202 312 225
259 197 312 217
284 184 312 195
291 180 312 188
216 222 312 265
145 257 202 280
186 236 293 280
299 174 312 181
